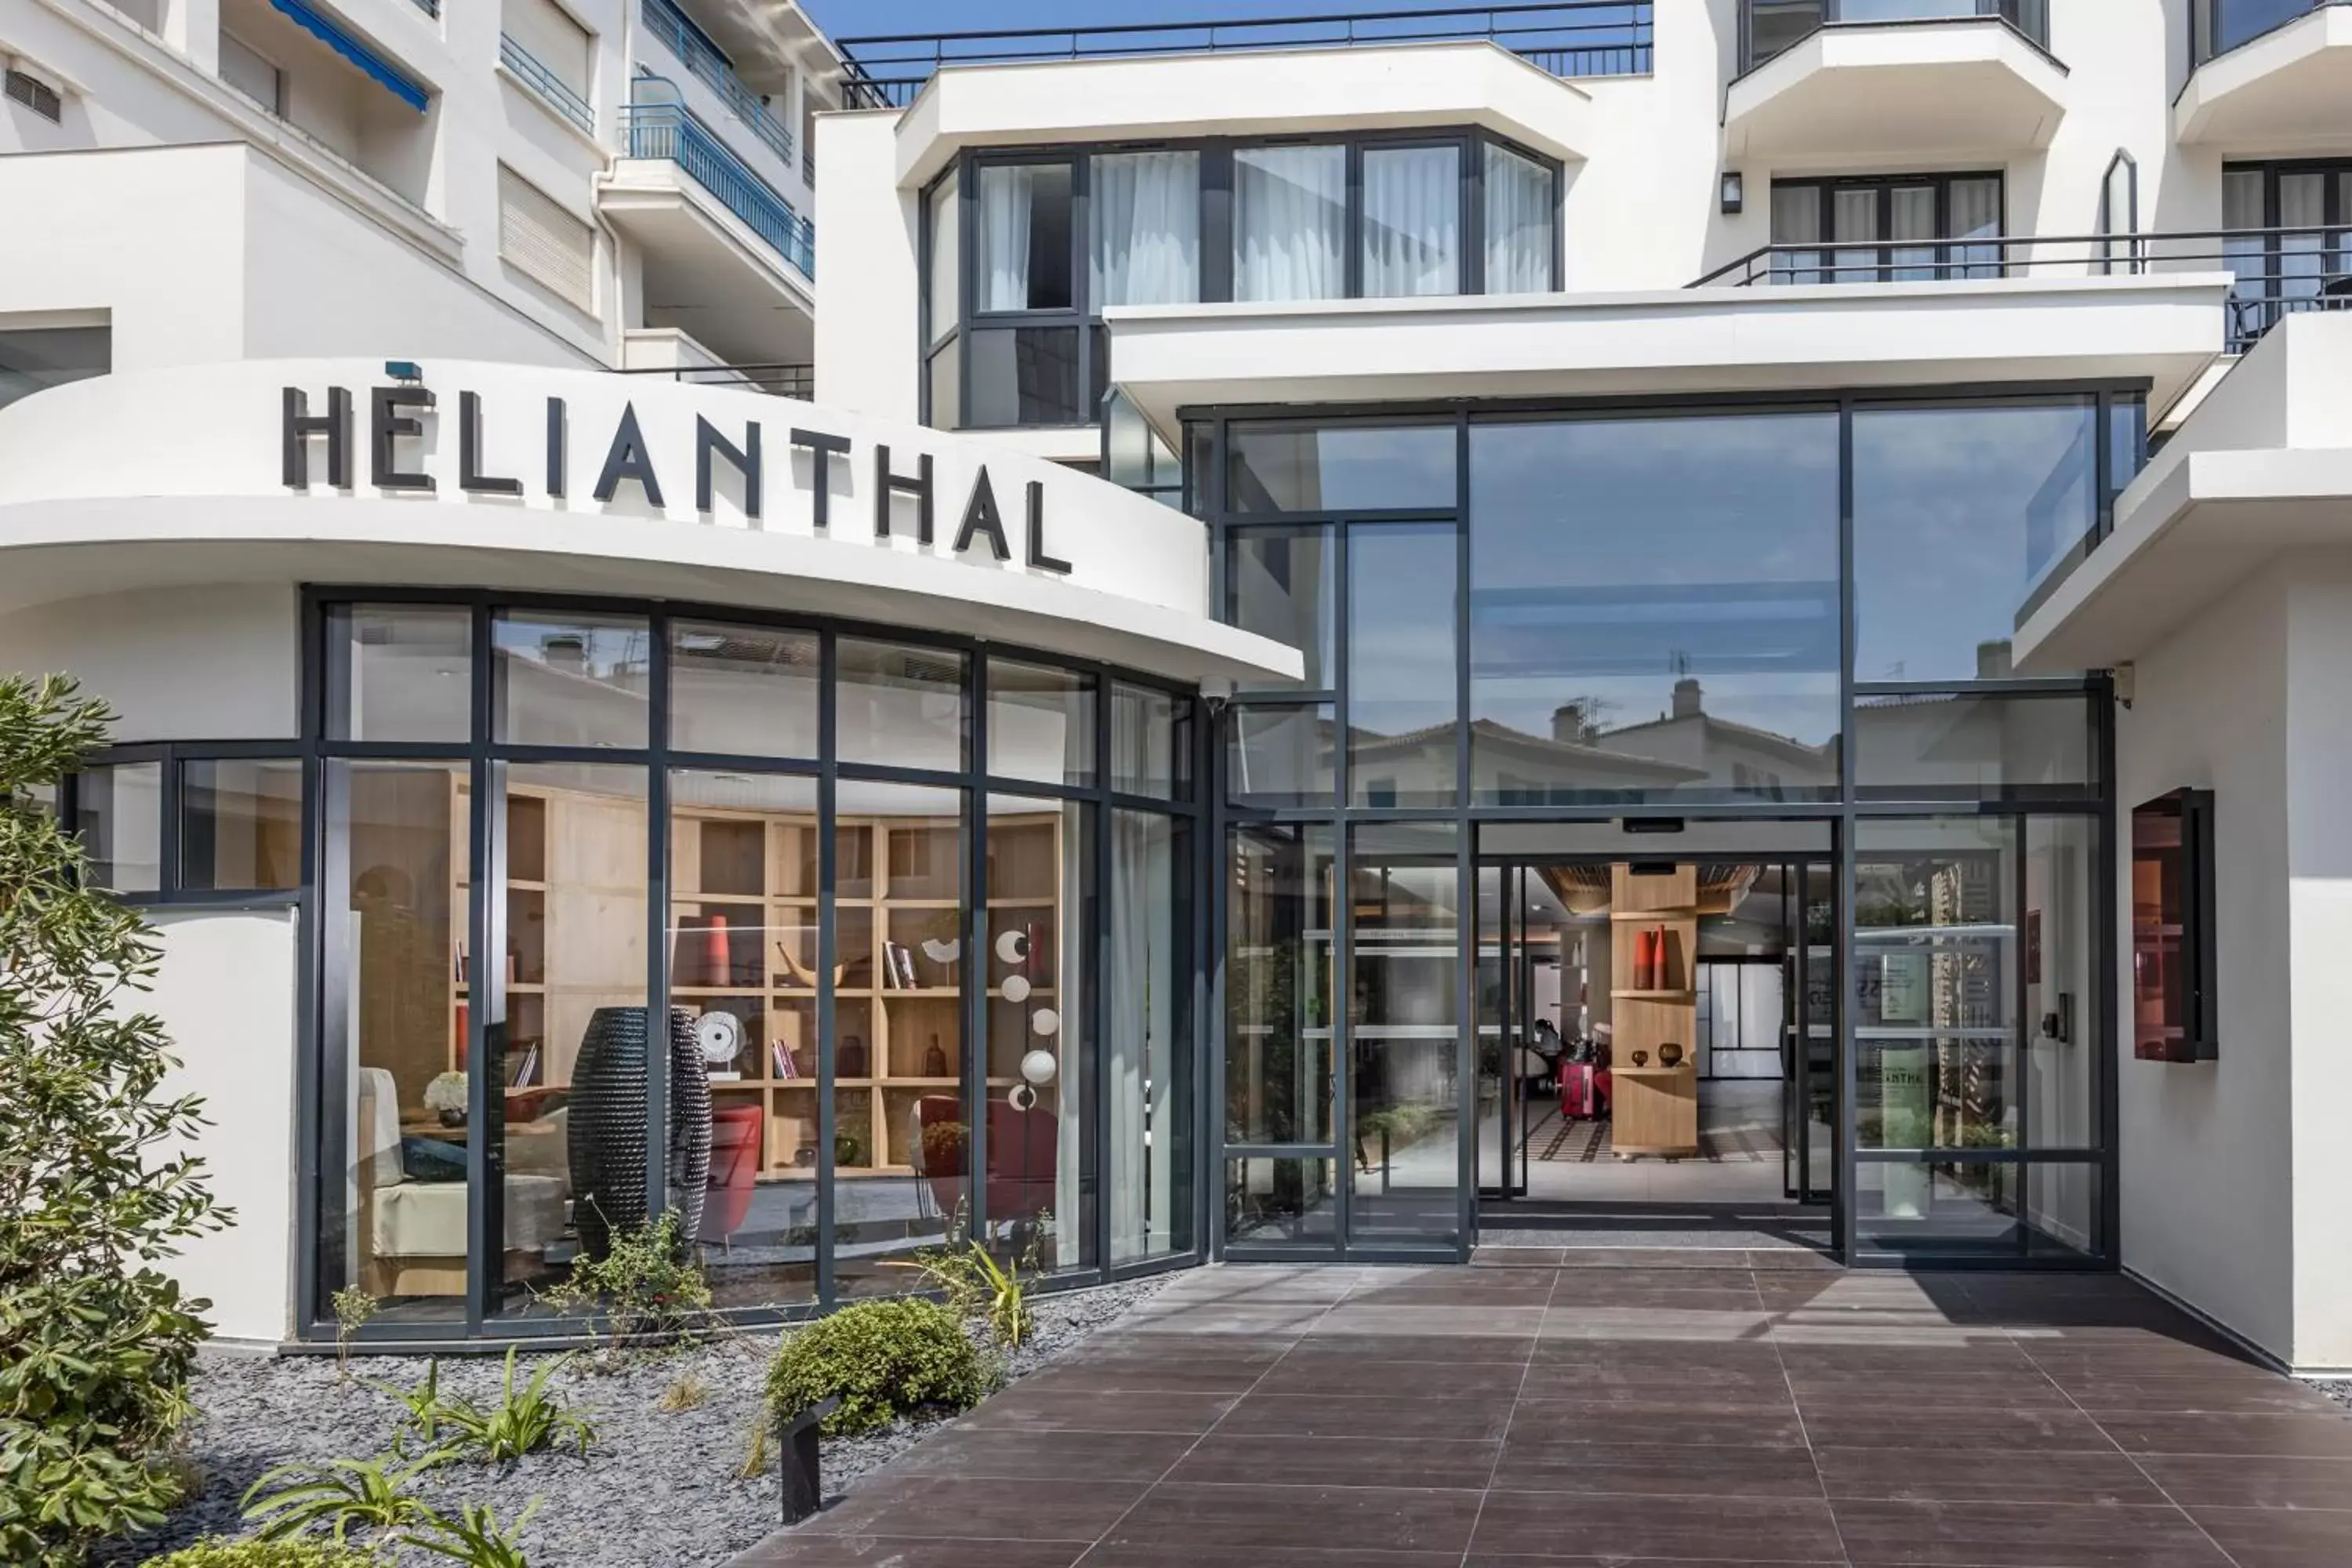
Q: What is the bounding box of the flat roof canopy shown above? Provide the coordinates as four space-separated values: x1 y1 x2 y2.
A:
0 359 1301 687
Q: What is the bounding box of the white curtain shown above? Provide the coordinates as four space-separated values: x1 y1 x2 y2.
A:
1233 145 1346 303
976 165 1036 313
1363 146 1461 298
1091 151 1200 308
1483 142 1553 294
1107 811 1178 1264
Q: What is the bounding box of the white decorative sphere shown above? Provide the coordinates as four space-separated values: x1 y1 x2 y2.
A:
996 930 1028 964
1001 975 1032 1004
1019 1048 1058 1086
1030 1007 1061 1039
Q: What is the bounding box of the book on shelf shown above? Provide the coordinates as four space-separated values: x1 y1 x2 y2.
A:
893 943 918 991
506 1041 540 1090
710 1069 742 1082
772 1039 797 1079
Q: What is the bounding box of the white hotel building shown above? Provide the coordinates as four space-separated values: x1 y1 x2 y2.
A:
5 0 2352 1379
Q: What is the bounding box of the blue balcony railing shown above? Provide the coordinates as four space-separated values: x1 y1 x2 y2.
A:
642 0 796 168
501 34 593 132
838 2 1654 109
622 96 815 279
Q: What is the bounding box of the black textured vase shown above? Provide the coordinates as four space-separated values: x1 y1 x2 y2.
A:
568 1006 713 1261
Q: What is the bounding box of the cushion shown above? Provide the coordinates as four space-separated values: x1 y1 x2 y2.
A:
372 1173 568 1259
399 1136 467 1183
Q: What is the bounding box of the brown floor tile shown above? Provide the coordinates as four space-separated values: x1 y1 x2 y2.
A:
1831 1498 2232 1567
1218 1391 1512 1441
1105 1482 1485 1554
1812 1445 2168 1505
1017 1358 1278 1396
1549 1267 1762 1297
1472 1490 1845 1561
1507 1399 1807 1447
1290 1331 1535 1363
1254 1356 1530 1399
1167 1432 1500 1490
2056 1373 2340 1414
1784 1369 2074 1410
1091 1546 1459 1568
1515 1377 1794 1410
958 1389 1236 1435
1773 1341 2038 1375
730 1537 1090 1568
2096 1411 2352 1458
1491 1438 1824 1499
1552 1248 1766 1269
888 1427 1196 1483
1798 1405 2111 1453
2187 1504 2352 1566
1348 1274 1559 1306
1533 1336 1787 1371
1472 1247 1568 1268
2140 1452 2352 1508
796 1475 1145 1541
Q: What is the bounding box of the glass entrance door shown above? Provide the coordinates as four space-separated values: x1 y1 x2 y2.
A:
1783 860 1836 1205
1477 863 1530 1199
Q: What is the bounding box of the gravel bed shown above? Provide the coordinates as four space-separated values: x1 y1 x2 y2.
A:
113 1276 1170 1568
2321 1381 2352 1414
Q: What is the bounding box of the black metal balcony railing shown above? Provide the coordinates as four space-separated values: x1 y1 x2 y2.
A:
2192 0 2350 67
1692 227 2352 353
1740 1 2051 77
622 363 815 399
837 2 1654 110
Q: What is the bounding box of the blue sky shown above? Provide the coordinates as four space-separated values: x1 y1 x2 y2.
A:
803 0 1472 41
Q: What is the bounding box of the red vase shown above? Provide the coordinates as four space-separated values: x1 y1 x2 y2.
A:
1650 926 1670 991
701 913 731 988
1632 927 1656 992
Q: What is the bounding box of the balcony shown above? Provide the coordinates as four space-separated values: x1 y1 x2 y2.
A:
1695 228 2352 354
1725 2 2065 165
601 86 816 365
2177 2 2352 148
837 1 1654 110
641 0 796 167
500 34 592 134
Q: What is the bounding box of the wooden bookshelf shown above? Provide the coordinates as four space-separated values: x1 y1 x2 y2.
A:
1610 863 1699 1158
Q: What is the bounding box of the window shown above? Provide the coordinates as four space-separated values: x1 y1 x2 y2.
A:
1091 150 1200 307
1742 0 2050 72
503 0 592 101
218 31 285 117
1362 145 1462 298
2194 0 2333 64
2220 160 2352 352
0 325 108 414
1770 172 2003 284
498 165 596 314
2132 789 2217 1063
1485 141 1556 293
1234 145 1347 303
5 66 62 123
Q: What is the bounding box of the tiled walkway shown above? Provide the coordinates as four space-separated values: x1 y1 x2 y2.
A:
737 1252 2352 1567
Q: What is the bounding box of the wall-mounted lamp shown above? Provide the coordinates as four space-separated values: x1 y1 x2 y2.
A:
1719 171 1744 215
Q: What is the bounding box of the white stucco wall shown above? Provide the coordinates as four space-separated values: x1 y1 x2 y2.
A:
0 582 299 740
2115 564 2295 1363
147 907 301 1348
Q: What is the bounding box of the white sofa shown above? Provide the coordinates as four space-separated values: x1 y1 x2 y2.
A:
354 1066 570 1297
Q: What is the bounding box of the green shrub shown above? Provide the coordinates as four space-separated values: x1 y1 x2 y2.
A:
426 1348 594 1463
0 676 231 1567
764 1300 989 1436
141 1537 379 1568
537 1212 710 1346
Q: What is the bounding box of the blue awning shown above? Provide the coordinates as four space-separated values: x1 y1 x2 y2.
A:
268 0 430 114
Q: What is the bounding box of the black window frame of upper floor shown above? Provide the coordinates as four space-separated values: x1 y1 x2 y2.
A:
919 128 1567 434
2219 156 2352 353
2190 0 2346 68
62 740 310 907
1767 170 2007 285
1738 0 2053 78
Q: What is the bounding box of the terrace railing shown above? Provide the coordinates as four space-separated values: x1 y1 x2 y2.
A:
837 2 1654 110
642 0 797 169
502 33 593 133
621 362 815 399
1692 227 2352 353
622 89 816 279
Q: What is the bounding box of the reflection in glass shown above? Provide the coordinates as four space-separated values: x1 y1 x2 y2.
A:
492 613 652 748
327 760 469 1323
332 604 473 742
1092 150 1201 307
1349 524 1460 808
1228 528 1334 691
499 764 649 1309
1485 141 1554 293
927 169 959 345
1112 810 1191 1262
2025 817 2099 1252
669 770 820 1309
975 162 1073 312
1233 145 1346 303
1226 1158 1338 1244
76 761 162 892
1857 1160 2023 1257
967 327 1083 428
1228 706 1334 807
1112 683 1186 799
1853 818 2019 1156
670 622 819 759
1468 415 1842 804
182 758 302 891
1227 423 1457 513
1854 693 2096 801
1227 824 1335 1147
1350 823 1462 1246
1853 401 2096 682
984 795 1093 1273
989 660 1095 787
837 639 965 773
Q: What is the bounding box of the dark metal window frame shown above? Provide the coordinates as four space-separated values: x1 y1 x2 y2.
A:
1196 384 2129 1272
288 585 1207 1347
1768 170 2008 284
2190 0 2346 69
2129 786 2219 1065
1737 1 2059 78
918 127 1566 433
67 740 310 907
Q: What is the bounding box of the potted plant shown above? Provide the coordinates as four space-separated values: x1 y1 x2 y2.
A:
425 1069 468 1127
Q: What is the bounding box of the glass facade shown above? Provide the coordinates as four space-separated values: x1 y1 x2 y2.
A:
1210 394 2130 1266
297 597 1200 1339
